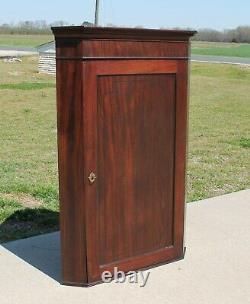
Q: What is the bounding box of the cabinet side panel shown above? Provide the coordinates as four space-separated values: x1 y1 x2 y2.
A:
56 45 87 284
173 60 189 256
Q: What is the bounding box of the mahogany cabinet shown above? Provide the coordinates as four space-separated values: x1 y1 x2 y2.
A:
52 26 196 286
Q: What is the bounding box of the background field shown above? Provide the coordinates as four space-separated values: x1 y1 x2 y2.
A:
1 34 250 58
0 34 53 48
0 56 249 243
192 41 250 58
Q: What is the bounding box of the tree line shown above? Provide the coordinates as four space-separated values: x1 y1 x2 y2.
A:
0 21 68 35
192 26 250 43
1 21 250 43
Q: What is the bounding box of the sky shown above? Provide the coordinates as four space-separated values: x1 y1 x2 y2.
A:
0 0 250 30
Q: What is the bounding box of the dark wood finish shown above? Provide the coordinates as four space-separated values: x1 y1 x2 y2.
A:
52 26 196 286
98 73 175 263
56 40 189 59
55 42 87 284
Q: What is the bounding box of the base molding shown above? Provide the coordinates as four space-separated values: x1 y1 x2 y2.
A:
61 248 186 287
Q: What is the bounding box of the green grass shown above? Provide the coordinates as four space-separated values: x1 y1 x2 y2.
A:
0 82 55 90
1 33 249 58
0 57 58 242
0 198 58 242
0 197 22 223
0 34 53 48
188 63 250 201
226 137 250 148
0 56 249 242
192 41 250 58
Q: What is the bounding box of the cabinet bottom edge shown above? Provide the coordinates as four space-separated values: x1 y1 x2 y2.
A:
61 248 186 287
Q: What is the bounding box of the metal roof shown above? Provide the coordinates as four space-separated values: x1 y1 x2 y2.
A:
37 41 55 53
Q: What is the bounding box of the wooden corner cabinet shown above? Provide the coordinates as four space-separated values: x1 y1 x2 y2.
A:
52 26 196 286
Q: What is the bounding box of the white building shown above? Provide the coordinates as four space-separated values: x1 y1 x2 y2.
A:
37 41 56 75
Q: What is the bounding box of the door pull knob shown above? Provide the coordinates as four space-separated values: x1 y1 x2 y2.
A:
88 172 97 184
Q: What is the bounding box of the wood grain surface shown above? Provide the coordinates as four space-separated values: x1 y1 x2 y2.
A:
52 27 195 286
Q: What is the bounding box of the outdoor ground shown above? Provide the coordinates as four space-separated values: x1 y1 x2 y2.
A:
0 56 249 243
1 190 249 303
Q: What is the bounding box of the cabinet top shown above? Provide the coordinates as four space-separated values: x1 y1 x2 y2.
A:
52 26 196 41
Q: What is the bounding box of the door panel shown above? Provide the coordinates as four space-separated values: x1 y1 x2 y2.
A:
83 60 185 283
97 74 175 265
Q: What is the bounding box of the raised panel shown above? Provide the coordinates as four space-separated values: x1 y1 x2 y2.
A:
97 74 176 266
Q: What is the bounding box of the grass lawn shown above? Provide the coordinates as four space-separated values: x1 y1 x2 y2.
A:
1 34 250 59
0 34 250 58
0 34 53 48
192 41 250 58
0 57 249 243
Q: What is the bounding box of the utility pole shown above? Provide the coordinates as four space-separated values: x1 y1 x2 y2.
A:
95 0 100 26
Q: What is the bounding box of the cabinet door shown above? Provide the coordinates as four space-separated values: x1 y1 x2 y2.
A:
83 60 188 283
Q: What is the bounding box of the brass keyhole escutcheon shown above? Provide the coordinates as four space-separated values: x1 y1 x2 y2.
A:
88 172 97 184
